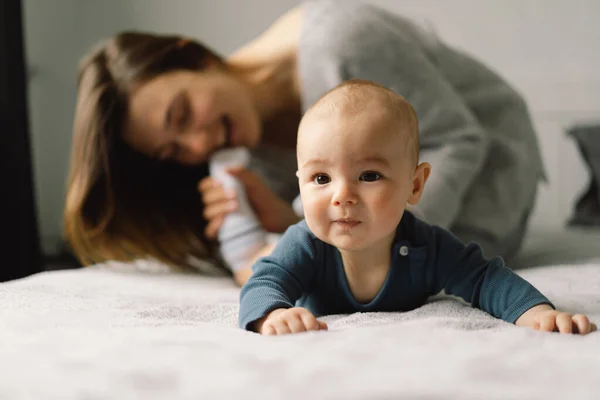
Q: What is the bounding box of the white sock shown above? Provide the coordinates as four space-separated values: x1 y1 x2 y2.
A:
209 148 267 272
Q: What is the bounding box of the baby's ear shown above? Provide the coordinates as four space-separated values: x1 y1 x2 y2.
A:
407 162 431 205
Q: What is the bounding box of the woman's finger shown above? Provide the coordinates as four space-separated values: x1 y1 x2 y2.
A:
201 185 236 205
555 313 573 334
197 177 217 192
227 167 262 192
318 321 328 331
204 216 224 240
203 200 238 221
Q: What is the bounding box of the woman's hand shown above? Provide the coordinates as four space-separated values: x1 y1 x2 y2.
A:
197 176 239 240
227 166 300 232
515 304 597 335
198 167 300 240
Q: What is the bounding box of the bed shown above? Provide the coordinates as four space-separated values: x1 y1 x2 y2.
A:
1 227 600 399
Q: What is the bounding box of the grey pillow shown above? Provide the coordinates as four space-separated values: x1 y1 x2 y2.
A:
568 124 600 227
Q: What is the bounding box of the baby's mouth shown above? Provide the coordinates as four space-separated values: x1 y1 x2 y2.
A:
334 218 361 228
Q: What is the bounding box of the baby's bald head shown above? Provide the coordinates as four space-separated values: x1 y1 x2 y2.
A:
298 79 419 165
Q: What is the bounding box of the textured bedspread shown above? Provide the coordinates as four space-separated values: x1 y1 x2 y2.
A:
1 260 599 399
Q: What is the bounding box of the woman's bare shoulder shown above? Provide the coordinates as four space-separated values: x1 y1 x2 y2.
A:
229 5 304 61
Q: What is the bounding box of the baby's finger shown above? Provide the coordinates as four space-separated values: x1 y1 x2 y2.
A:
275 321 292 335
530 316 541 331
261 324 276 336
204 216 224 240
318 320 328 331
556 313 573 334
572 314 591 335
286 315 307 333
203 200 237 221
539 315 557 332
300 313 320 331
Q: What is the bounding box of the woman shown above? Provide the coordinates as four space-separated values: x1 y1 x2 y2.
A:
65 1 545 285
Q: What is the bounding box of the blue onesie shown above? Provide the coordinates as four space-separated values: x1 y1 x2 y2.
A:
239 212 553 331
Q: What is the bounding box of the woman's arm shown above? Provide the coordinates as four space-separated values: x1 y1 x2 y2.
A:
346 31 488 229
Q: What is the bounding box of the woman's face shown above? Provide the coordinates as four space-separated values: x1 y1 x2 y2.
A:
124 67 261 165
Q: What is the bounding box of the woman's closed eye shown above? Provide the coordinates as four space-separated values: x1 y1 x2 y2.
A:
312 173 331 185
175 96 191 131
359 171 382 182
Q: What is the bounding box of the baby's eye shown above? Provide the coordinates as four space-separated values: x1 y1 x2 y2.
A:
360 171 382 182
313 174 331 185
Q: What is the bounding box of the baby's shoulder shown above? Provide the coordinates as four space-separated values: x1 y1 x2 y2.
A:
401 211 466 255
279 219 325 250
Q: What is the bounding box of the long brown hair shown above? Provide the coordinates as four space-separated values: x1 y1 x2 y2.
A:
65 32 225 270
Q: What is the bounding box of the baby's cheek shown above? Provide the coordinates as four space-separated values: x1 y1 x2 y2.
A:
373 194 404 223
304 213 329 244
302 199 327 231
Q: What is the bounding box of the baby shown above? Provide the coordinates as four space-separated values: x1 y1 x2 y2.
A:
239 79 596 336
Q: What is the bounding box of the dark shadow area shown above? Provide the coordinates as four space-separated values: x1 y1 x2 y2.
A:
0 0 43 281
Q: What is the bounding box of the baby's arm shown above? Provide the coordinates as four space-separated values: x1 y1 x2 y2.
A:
431 226 596 334
238 222 324 334
515 304 597 334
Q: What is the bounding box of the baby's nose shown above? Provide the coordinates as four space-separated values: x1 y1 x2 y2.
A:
331 183 358 206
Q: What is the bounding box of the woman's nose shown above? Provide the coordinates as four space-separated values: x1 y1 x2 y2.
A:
181 119 225 157
180 131 211 158
331 182 358 206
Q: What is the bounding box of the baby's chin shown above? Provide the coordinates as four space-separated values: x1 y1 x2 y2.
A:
315 224 399 252
318 231 372 252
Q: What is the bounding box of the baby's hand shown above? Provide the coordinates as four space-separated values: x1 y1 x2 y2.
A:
255 307 328 335
515 304 597 335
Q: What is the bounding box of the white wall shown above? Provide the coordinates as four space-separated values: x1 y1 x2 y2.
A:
23 0 600 253
23 0 85 253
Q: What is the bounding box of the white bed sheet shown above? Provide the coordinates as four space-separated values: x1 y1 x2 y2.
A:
1 236 600 399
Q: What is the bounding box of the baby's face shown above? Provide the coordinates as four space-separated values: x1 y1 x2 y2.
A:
297 110 417 252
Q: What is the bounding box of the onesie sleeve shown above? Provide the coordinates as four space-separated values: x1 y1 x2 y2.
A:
429 226 554 323
239 222 320 331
